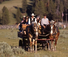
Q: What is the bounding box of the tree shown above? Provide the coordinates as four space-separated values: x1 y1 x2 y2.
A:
0 15 2 24
48 0 56 14
54 0 64 21
0 0 3 4
48 0 56 20
22 0 27 13
2 6 9 25
59 1 64 13
34 0 47 18
0 0 10 4
59 1 64 21
16 8 21 23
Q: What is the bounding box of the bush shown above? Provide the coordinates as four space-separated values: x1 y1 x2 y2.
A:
0 42 14 57
12 47 25 55
0 42 25 57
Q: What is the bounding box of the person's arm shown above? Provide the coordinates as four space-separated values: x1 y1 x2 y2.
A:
28 18 30 24
47 18 50 24
48 20 50 24
41 19 43 26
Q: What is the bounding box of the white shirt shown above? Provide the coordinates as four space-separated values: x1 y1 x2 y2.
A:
41 18 49 26
28 17 37 24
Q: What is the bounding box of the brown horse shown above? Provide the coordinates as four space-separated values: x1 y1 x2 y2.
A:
27 23 38 52
49 22 60 51
37 21 59 51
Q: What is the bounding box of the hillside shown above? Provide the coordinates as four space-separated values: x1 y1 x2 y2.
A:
0 0 22 25
0 0 32 25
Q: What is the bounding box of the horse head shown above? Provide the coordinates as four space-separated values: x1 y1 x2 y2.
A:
31 22 38 38
50 20 55 35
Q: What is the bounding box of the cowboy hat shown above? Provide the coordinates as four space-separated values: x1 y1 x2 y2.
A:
31 13 35 16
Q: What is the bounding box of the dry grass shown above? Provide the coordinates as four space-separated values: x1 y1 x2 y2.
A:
0 29 68 57
0 29 20 46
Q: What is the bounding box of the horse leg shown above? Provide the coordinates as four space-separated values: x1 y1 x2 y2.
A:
54 32 59 51
48 40 51 50
35 40 37 52
29 38 32 52
46 40 51 50
28 38 30 51
54 39 57 51
47 42 50 50
34 37 37 52
51 40 54 51
54 36 58 51
35 32 38 52
32 39 35 52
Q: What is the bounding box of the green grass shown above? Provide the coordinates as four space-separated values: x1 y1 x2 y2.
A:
0 29 68 57
0 29 20 46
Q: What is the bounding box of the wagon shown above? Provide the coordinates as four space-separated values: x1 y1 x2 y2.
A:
18 24 59 51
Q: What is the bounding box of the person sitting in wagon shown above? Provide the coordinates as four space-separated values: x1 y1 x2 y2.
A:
18 16 26 32
19 16 29 33
41 14 50 34
26 13 37 34
25 16 29 24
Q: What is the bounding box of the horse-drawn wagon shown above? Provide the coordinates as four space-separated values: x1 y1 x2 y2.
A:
18 22 59 52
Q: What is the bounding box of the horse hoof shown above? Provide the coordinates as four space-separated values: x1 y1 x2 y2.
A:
34 50 37 53
48 48 51 51
52 48 55 51
54 49 56 51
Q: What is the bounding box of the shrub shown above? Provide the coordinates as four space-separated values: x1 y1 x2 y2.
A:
0 42 14 57
0 42 25 57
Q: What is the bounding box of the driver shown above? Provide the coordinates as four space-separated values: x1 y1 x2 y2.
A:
26 13 37 34
28 13 37 25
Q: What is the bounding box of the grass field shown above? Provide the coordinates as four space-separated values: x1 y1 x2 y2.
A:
0 29 68 57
